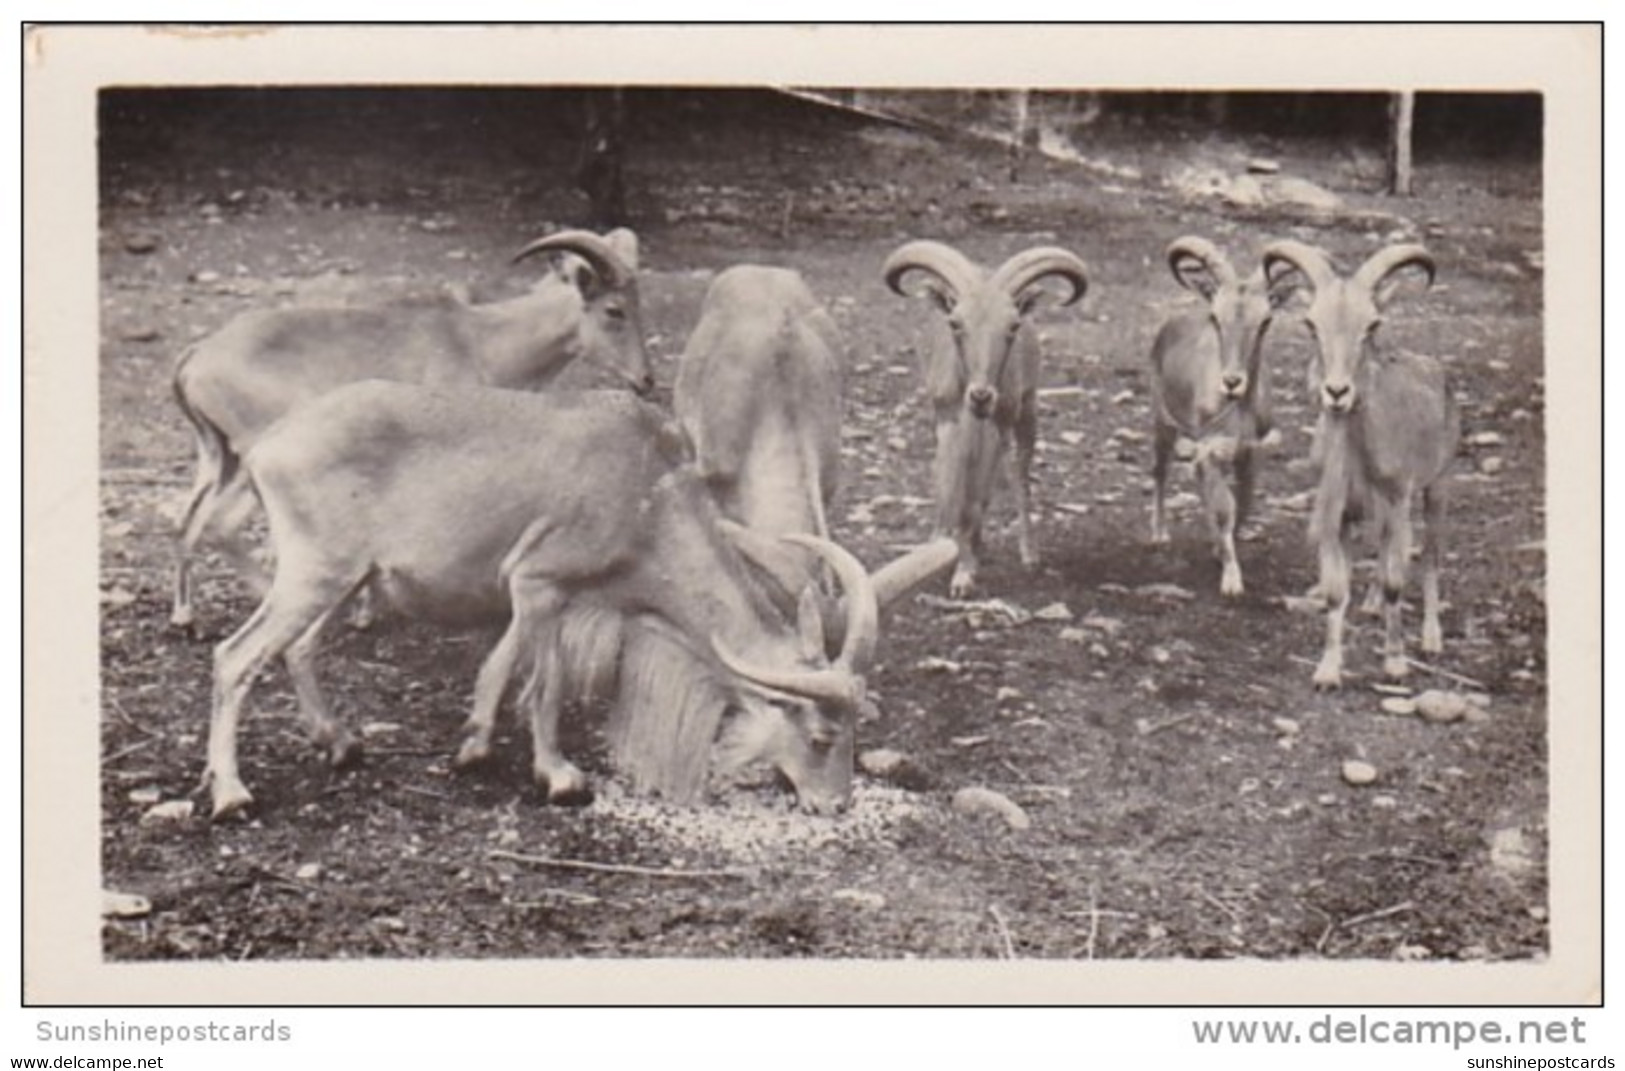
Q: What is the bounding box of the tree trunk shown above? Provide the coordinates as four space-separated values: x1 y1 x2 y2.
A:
576 88 627 227
1388 91 1415 197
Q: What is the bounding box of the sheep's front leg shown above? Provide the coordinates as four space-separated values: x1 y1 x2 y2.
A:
1012 397 1040 569
1313 532 1352 690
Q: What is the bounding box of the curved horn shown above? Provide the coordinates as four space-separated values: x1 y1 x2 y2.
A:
511 229 633 288
989 246 1089 307
1261 239 1337 293
1166 235 1238 293
871 537 960 609
1353 243 1436 298
882 240 983 305
711 638 864 708
781 533 879 672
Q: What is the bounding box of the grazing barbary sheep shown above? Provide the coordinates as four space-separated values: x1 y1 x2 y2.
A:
201 382 956 820
1261 239 1460 690
169 228 651 632
883 239 1090 597
674 265 845 597
1148 236 1290 596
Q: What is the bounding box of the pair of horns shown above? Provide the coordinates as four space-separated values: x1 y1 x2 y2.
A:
883 240 1090 308
511 228 636 289
712 531 959 707
1261 240 1435 296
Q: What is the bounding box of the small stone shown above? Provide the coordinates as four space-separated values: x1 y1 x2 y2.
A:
1148 646 1171 664
950 734 991 748
140 800 195 825
1371 794 1399 810
1111 389 1136 405
1380 697 1418 716
831 889 886 910
1479 456 1505 476
127 786 163 806
1415 689 1469 723
1246 157 1281 174
1341 760 1379 786
119 326 161 343
914 656 962 674
193 270 221 285
1034 602 1073 622
360 721 402 738
952 786 1031 831
101 890 152 918
294 863 322 881
1394 943 1432 962
123 234 159 255
1135 582 1196 602
995 687 1024 704
1272 717 1301 736
1059 627 1088 644
1469 430 1505 447
858 748 906 776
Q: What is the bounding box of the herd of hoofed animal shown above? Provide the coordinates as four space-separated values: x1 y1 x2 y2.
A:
165 224 1458 820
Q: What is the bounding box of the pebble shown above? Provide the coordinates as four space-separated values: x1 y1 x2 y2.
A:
119 326 161 343
858 748 906 777
127 786 163 806
1380 697 1418 716
102 890 152 918
952 786 1031 831
1469 430 1505 447
122 234 159 255
1415 689 1469 723
831 889 886 910
1272 717 1301 736
193 270 221 285
1034 602 1073 622
1341 760 1379 786
140 800 195 825
1135 582 1196 602
1479 456 1505 475
295 863 322 881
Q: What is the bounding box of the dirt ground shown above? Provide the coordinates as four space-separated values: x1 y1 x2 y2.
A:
95 89 1549 965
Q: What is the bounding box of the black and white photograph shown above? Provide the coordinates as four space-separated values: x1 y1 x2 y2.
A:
22 23 1600 1009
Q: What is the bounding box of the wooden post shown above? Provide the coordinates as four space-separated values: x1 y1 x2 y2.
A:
1388 90 1415 197
575 88 627 226
1009 88 1031 182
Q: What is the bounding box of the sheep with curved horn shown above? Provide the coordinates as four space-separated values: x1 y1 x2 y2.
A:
1261 239 1459 690
200 382 957 820
883 239 1090 597
170 227 652 634
1148 235 1291 596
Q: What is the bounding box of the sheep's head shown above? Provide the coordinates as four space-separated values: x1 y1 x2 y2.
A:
513 228 655 397
1168 236 1291 403
1263 240 1435 415
885 241 1088 420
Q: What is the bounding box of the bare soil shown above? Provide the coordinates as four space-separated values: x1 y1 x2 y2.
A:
97 89 1549 964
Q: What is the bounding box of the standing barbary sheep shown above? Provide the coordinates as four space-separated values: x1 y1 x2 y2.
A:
1149 236 1290 596
883 240 1090 597
201 383 957 820
169 228 651 632
1262 240 1459 690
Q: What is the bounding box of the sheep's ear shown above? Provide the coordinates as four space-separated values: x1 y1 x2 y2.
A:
604 227 640 271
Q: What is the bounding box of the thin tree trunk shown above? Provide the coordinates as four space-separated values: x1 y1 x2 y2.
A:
1388 91 1415 197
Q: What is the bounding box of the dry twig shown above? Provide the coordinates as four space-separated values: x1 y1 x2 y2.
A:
488 849 750 881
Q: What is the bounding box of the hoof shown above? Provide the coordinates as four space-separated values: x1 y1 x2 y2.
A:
328 735 363 769
453 736 491 770
537 764 592 806
1421 622 1443 654
1311 660 1343 691
1219 571 1244 598
947 568 976 600
210 782 255 821
1383 655 1410 680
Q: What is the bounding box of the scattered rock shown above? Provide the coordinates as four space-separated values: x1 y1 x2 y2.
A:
100 586 138 609
914 656 962 674
192 270 221 285
952 786 1031 831
831 888 886 910
1341 760 1379 786
122 233 159 255
1394 943 1432 962
1371 683 1413 696
102 890 152 918
1111 389 1136 406
858 748 907 777
1468 430 1505 447
995 687 1024 704
1415 690 1469 724
1489 827 1535 877
1246 157 1281 174
119 325 161 343
1479 456 1505 476
950 735 991 749
1034 602 1073 622
127 786 163 806
361 721 402 738
1380 697 1418 716
140 800 195 825
1272 717 1301 736
294 863 322 881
